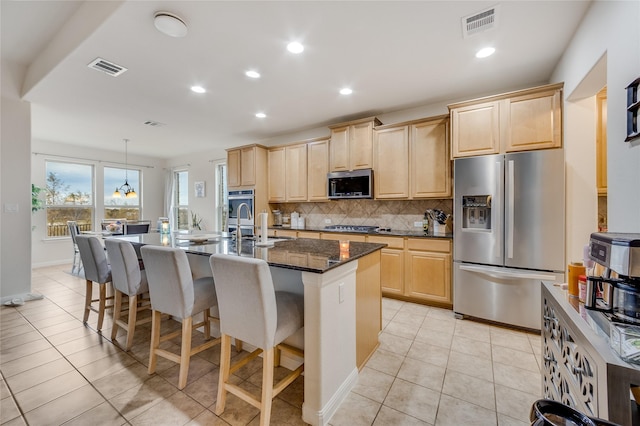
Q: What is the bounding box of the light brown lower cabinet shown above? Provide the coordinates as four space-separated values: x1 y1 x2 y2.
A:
405 238 452 306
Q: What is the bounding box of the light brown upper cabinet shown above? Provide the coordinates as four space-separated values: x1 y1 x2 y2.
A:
411 117 451 198
449 83 563 158
373 126 409 198
268 143 308 202
307 138 330 201
329 117 381 171
227 144 267 188
373 115 451 199
596 87 607 195
267 147 286 202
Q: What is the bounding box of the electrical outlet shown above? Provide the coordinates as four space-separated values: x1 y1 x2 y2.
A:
324 218 331 224
414 221 422 227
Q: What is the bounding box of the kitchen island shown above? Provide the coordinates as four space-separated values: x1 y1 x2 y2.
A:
112 232 384 426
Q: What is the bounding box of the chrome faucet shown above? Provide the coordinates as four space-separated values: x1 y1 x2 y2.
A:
236 203 252 242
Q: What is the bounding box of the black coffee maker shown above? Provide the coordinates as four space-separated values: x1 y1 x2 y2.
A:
585 232 640 324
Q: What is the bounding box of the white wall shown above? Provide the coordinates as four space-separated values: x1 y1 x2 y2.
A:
551 0 640 260
30 140 166 267
1 60 33 300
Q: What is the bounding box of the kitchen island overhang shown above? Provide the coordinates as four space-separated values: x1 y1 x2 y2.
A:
112 233 385 426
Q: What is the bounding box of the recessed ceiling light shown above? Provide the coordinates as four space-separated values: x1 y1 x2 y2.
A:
476 47 496 58
287 41 304 54
191 85 206 94
154 12 188 38
245 70 261 79
255 112 266 118
339 88 353 95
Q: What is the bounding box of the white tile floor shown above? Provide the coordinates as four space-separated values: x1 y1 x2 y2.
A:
0 264 542 425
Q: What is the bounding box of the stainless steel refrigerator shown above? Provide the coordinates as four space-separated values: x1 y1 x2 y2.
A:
453 150 565 330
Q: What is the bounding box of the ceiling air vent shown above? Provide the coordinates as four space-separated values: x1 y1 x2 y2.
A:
87 57 128 77
462 6 499 38
143 120 166 127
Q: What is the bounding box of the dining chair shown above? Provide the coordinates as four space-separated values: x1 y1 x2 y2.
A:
76 235 114 331
124 221 151 235
104 239 151 351
66 221 83 275
140 245 220 390
209 254 304 426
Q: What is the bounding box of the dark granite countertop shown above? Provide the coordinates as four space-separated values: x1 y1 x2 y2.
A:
271 226 453 239
111 232 386 274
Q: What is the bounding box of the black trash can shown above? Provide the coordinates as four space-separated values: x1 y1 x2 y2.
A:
530 400 620 426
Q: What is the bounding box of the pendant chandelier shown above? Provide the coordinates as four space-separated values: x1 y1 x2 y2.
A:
113 139 137 198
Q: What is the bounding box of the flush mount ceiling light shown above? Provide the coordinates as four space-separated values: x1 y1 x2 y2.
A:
245 70 261 79
255 112 266 118
113 139 137 199
476 47 496 58
154 12 188 38
287 41 304 54
339 88 353 95
191 85 206 94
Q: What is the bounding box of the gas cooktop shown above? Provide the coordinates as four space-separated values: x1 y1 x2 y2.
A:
324 225 379 233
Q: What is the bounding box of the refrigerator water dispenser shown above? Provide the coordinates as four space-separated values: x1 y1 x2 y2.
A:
462 195 491 230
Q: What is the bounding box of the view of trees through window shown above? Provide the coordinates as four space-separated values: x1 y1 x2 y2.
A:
104 166 140 221
45 161 94 237
175 170 189 229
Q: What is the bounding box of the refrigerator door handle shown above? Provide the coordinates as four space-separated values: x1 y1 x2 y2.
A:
459 264 557 281
495 160 502 260
506 159 515 259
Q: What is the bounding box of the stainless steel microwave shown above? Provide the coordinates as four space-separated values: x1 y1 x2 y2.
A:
327 169 373 199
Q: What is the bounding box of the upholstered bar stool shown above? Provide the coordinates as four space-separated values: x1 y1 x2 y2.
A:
104 239 151 351
209 254 304 426
76 235 114 331
67 221 83 275
140 245 220 390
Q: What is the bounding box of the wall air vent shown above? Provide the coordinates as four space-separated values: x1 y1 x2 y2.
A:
462 6 499 38
87 58 128 77
143 120 166 127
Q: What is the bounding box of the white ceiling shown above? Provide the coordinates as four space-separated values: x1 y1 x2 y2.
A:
1 0 591 159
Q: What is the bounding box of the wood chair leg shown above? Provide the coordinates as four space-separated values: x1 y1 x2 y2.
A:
177 317 193 390
148 310 162 375
97 283 107 331
203 309 211 339
83 280 92 323
235 339 243 353
274 346 281 367
215 334 232 416
125 295 138 351
259 347 275 426
111 291 123 341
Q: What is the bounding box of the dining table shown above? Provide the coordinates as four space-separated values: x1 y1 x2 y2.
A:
110 230 385 426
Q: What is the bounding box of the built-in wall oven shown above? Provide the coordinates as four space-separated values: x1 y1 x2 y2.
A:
227 189 254 236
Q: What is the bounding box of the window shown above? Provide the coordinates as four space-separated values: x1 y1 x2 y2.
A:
174 170 189 230
45 161 94 237
104 166 140 220
216 163 228 232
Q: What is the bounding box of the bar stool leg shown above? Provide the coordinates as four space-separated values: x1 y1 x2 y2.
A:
215 334 232 415
97 283 107 330
111 291 123 340
178 317 193 390
125 295 138 350
149 310 161 374
83 280 92 323
259 348 275 426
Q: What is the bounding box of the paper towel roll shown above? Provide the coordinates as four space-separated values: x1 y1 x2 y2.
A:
260 212 268 244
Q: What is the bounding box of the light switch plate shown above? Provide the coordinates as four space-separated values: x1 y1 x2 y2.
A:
3 203 18 213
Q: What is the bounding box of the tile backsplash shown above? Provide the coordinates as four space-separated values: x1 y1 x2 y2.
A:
270 199 453 231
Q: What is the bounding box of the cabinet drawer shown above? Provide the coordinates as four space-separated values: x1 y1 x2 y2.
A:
367 235 404 249
275 229 298 238
407 238 451 253
321 233 366 242
297 231 320 239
